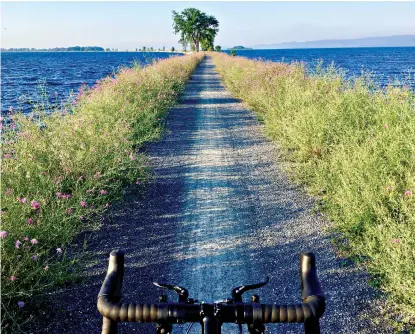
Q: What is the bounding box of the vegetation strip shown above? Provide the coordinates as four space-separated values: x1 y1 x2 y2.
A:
210 52 415 327
0 53 204 330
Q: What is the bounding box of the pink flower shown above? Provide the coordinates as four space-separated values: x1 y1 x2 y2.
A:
56 248 63 253
56 192 62 198
80 201 87 207
404 190 412 196
27 218 33 225
129 153 135 161
25 245 30 250
0 231 8 239
15 240 22 248
10 275 16 281
17 301 24 308
32 255 38 261
41 171 47 176
24 236 29 241
30 239 38 245
99 189 108 195
393 238 400 244
44 266 49 271
67 208 73 214
30 200 40 210
86 189 93 194
20 197 27 204
105 203 110 208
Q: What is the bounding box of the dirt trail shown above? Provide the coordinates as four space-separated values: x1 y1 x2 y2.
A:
31 56 391 333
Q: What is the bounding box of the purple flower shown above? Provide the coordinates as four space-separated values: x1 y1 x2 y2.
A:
32 255 38 261
0 231 8 239
24 236 29 241
27 218 33 225
17 301 25 308
30 239 38 245
20 197 27 204
80 201 87 207
15 240 22 249
67 208 73 214
30 200 40 210
10 275 16 281
56 248 63 254
393 238 400 244
99 189 108 195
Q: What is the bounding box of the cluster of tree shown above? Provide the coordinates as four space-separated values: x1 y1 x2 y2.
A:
230 46 253 50
172 8 219 52
2 46 105 52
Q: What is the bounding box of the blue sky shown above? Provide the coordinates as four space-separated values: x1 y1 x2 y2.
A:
2 1 415 49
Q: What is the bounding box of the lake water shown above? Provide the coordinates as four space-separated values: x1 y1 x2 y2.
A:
224 47 415 89
1 48 415 114
1 51 182 114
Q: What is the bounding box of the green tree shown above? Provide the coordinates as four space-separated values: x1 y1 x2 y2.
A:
142 46 146 52
230 49 236 57
172 8 219 52
162 46 165 51
215 45 221 52
171 46 175 52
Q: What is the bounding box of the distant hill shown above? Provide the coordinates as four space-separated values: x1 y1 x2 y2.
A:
251 35 415 49
229 45 253 50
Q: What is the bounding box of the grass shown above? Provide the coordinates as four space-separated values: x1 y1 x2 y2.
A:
210 52 415 329
0 53 204 331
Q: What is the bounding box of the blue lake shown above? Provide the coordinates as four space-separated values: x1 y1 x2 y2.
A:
1 51 182 114
1 47 415 115
224 47 415 89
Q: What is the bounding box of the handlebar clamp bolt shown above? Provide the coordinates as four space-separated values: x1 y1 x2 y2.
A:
251 294 260 303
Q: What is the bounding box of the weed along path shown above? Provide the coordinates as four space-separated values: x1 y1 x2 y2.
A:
32 56 391 333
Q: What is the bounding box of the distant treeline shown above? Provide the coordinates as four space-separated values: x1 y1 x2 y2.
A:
2 46 105 52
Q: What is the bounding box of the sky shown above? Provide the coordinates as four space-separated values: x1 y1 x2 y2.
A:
1 1 415 50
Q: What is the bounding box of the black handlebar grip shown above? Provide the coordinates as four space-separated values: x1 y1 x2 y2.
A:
300 253 324 300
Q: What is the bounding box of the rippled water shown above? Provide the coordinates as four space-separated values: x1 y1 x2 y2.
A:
1 52 182 114
225 47 415 88
2 48 414 115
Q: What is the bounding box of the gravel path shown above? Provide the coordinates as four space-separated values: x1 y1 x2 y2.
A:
30 56 392 333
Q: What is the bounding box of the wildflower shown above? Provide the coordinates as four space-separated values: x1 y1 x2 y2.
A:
67 208 73 214
386 186 393 191
56 192 62 198
24 236 29 241
90 205 95 209
30 200 40 210
4 154 12 159
86 189 93 193
27 218 33 225
17 301 24 308
99 189 108 195
15 240 22 249
80 201 87 207
10 275 16 281
20 198 27 204
404 190 412 196
17 132 23 137
44 266 49 271
0 231 8 239
383 124 388 129
129 153 135 161
105 203 110 208
393 238 400 244
30 239 38 245
41 171 47 176
4 188 13 196
136 180 140 185
32 255 38 261
56 248 63 253
25 246 30 250
78 176 83 181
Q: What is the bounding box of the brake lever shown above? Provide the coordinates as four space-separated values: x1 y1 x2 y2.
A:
152 281 189 303
231 277 270 303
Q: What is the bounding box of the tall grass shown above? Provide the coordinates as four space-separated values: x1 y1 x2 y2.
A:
0 53 204 330
210 52 415 327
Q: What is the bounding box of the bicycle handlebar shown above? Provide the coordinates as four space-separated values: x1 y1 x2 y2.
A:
97 250 325 333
